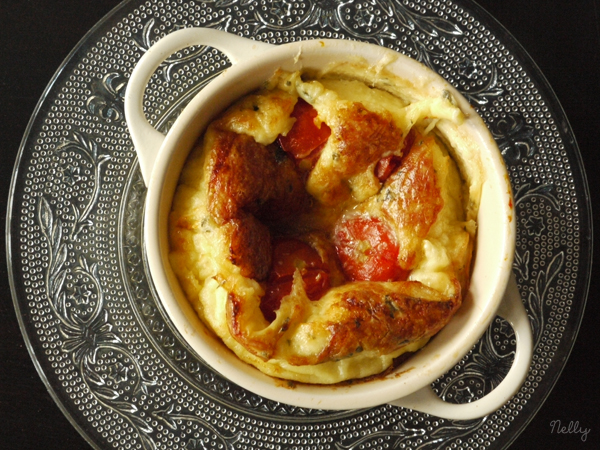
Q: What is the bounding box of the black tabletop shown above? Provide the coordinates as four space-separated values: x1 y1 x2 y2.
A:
1 1 598 449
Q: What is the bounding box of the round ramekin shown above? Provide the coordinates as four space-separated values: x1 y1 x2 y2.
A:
125 28 532 419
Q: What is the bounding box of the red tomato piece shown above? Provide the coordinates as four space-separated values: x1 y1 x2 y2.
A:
261 238 330 322
278 99 331 161
334 216 407 282
261 279 294 323
375 155 402 182
374 128 417 183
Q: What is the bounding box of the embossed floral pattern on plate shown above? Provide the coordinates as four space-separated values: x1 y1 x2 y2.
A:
8 1 591 449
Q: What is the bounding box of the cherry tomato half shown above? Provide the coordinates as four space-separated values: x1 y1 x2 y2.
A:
334 216 407 282
261 238 330 322
374 128 416 183
278 99 331 161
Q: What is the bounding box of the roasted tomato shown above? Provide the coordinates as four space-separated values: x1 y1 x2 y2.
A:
278 99 331 161
374 128 416 183
334 216 408 282
375 155 403 183
261 238 330 322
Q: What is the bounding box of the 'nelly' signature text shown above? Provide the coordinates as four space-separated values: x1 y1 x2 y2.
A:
550 420 590 442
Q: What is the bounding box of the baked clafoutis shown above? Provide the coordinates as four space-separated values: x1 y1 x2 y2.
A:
168 61 483 384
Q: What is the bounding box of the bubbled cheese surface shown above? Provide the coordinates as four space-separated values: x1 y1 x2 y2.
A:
168 63 480 384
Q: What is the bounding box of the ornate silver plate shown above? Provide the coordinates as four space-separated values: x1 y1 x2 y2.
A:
8 0 592 449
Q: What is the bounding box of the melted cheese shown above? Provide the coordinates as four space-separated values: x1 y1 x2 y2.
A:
169 64 480 384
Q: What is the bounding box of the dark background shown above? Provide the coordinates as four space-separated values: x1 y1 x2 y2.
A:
1 1 598 449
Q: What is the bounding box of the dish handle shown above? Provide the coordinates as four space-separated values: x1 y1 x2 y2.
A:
388 273 533 420
124 28 273 185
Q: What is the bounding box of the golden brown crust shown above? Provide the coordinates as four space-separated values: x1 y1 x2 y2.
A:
205 126 312 278
223 278 460 365
222 214 272 280
206 105 464 367
169 71 476 383
207 127 308 224
380 134 444 270
287 281 461 365
333 103 403 178
306 102 403 206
